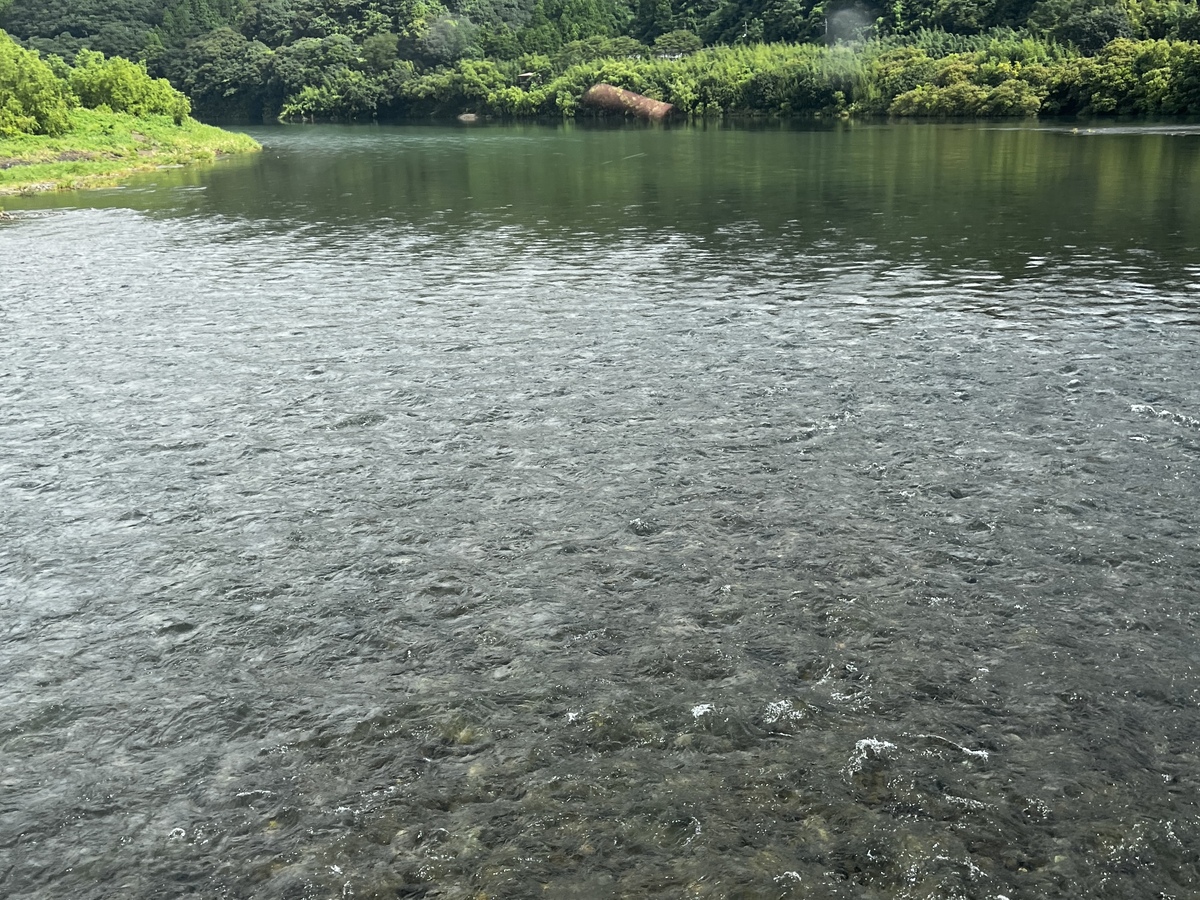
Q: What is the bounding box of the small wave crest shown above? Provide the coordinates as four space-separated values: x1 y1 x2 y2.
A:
1131 404 1200 429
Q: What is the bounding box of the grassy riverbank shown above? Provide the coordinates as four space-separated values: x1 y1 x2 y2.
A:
1 29 259 196
0 107 260 195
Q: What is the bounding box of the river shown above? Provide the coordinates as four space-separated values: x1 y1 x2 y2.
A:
2 120 1200 899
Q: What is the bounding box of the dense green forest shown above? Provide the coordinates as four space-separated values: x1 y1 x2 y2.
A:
2 0 1199 120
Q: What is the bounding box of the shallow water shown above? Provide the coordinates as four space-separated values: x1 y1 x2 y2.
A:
2 120 1200 899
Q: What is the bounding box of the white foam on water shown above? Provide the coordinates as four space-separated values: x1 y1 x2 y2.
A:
915 733 990 760
763 699 802 724
945 794 988 810
843 738 898 777
1131 404 1200 429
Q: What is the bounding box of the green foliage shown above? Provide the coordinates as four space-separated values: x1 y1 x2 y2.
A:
0 29 73 136
873 25 1070 56
552 0 623 41
396 42 849 114
653 27 703 51
888 71 1043 111
272 31 417 119
2 0 1200 122
0 28 259 196
1047 36 1200 110
0 0 243 64
273 33 355 95
741 44 857 111
382 31 1200 118
279 67 386 117
0 105 259 193
170 26 276 119
418 13 479 63
858 46 939 109
1054 3 1132 51
361 29 400 69
555 34 645 66
69 48 191 121
1125 0 1200 39
159 0 245 47
238 0 299 45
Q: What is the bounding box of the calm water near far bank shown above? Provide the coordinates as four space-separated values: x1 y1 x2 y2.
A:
2 121 1200 899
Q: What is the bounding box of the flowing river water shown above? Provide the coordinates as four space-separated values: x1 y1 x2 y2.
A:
2 121 1200 899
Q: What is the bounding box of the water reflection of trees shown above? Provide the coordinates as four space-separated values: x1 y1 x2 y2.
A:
8 123 1199 282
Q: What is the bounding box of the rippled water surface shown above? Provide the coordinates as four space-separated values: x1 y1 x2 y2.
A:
3 121 1200 899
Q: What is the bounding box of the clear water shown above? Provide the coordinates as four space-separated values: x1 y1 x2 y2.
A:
2 120 1200 900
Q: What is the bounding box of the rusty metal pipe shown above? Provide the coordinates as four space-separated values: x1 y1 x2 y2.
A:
580 83 674 121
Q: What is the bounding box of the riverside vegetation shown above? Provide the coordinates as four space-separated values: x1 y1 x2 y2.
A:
0 29 258 195
1 0 1199 123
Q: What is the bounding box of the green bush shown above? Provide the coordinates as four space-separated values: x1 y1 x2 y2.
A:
1048 37 1200 113
0 29 73 136
375 33 1200 121
890 79 989 113
856 47 938 111
653 30 702 55
279 67 388 120
744 52 853 114
69 49 191 122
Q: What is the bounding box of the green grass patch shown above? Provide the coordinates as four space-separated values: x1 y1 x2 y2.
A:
0 107 260 195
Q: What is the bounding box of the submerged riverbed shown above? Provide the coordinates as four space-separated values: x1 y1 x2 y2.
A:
2 121 1200 900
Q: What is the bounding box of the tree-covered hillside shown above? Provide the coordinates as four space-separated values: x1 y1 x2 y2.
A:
2 0 1199 119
